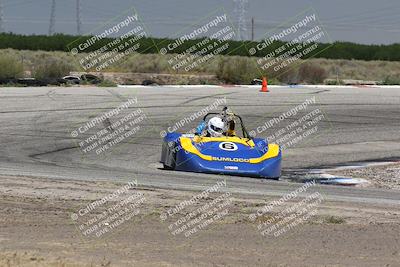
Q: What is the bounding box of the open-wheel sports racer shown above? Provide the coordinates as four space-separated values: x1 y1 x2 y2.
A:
160 107 282 179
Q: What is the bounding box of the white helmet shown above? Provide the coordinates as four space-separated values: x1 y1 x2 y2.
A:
207 117 225 137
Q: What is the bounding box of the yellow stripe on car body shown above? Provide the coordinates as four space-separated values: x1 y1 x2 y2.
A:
180 137 279 164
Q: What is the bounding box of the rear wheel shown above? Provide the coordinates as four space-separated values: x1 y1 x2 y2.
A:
163 142 177 170
163 163 174 170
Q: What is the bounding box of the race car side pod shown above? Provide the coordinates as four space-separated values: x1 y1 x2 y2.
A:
260 77 269 92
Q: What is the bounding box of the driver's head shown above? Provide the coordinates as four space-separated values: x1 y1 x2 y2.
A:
207 117 225 137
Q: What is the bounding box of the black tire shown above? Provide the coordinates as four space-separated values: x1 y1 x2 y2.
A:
161 141 176 170
163 163 174 170
167 143 177 170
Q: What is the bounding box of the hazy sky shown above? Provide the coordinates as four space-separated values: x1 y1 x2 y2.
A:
1 0 400 44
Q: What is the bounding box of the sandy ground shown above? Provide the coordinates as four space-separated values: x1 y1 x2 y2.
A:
0 85 399 266
1 175 399 267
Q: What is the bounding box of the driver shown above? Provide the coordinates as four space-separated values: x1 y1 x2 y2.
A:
206 117 226 137
195 107 237 137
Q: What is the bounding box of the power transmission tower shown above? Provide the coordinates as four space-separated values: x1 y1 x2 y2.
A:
0 0 4 32
49 0 56 35
76 0 82 35
233 0 249 40
251 17 254 41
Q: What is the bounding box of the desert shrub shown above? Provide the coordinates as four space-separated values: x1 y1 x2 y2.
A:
216 56 259 84
119 53 170 73
267 77 281 85
272 65 299 84
298 63 327 84
381 75 400 85
33 57 73 79
0 55 23 79
324 216 345 224
97 79 117 87
325 79 344 85
2 33 400 61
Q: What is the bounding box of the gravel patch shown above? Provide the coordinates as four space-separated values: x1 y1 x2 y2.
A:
331 163 400 190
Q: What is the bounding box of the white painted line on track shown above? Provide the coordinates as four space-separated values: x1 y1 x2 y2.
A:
117 84 400 89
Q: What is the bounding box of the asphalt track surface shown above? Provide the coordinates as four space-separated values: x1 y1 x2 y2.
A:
0 86 399 205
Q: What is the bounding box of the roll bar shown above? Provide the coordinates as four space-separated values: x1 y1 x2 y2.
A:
202 111 252 139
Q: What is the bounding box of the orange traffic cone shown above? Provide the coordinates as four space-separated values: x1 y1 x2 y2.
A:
260 77 269 92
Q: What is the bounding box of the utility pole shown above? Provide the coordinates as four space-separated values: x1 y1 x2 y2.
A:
0 0 4 33
251 17 254 41
49 0 56 35
233 0 248 40
76 0 82 35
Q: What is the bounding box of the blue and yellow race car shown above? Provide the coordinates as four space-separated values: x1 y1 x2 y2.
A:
161 108 281 179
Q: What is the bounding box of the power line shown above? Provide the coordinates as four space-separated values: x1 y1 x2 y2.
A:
2 0 38 8
48 0 56 35
251 17 254 41
233 0 248 40
76 0 82 34
321 5 400 24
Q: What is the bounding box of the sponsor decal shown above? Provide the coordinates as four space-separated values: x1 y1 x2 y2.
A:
224 166 239 170
212 156 250 163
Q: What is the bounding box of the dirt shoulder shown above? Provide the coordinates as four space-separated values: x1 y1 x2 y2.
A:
0 175 399 267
